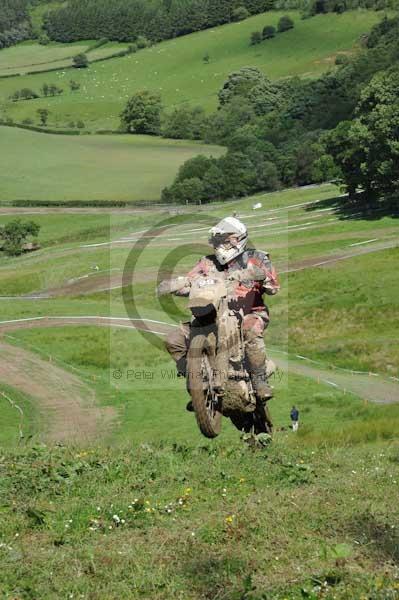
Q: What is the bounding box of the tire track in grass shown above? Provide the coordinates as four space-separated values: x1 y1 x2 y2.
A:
1 316 397 406
0 339 116 443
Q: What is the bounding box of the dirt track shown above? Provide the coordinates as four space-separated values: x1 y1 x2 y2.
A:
1 316 398 407
0 340 115 443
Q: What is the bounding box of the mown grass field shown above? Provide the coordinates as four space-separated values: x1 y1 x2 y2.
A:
0 10 382 130
0 41 130 76
0 126 223 203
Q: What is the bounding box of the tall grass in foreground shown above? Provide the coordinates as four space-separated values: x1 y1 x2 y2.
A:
0 439 398 598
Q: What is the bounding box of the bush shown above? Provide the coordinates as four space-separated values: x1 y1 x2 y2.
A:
263 25 276 39
161 106 206 140
128 43 138 53
69 80 80 91
38 33 50 45
73 53 88 68
0 219 40 256
162 177 204 205
37 108 50 126
22 118 33 125
278 15 294 32
232 6 250 21
250 31 263 45
136 35 149 49
335 53 350 65
76 120 85 129
48 84 63 96
120 90 163 135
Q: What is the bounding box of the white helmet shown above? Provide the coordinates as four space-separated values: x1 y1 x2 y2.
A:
209 217 248 265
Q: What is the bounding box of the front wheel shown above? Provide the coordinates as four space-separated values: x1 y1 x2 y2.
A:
187 333 222 438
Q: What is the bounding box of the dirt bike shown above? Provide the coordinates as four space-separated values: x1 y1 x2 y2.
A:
185 275 273 439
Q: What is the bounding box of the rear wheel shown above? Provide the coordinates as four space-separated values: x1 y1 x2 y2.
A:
187 334 222 438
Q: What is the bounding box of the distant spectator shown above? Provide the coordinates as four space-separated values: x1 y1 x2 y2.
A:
290 405 299 431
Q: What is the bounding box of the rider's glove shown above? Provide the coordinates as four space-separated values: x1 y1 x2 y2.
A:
157 276 190 296
157 280 173 296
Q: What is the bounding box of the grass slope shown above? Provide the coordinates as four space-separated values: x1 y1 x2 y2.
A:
0 383 38 445
0 185 398 374
0 126 223 203
0 11 382 130
0 438 398 598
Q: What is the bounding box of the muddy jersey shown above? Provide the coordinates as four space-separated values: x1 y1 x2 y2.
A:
178 249 279 316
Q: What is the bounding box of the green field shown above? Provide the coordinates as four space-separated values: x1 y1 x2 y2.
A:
0 10 382 130
0 126 223 203
0 184 398 374
0 41 130 77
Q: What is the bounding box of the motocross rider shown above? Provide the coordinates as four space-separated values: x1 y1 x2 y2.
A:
159 216 280 401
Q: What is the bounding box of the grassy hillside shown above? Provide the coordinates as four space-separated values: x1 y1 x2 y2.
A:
0 185 398 374
1 436 398 598
0 126 223 203
0 10 382 130
0 184 398 597
0 40 129 76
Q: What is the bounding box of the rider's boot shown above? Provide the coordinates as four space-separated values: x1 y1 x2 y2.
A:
176 356 187 378
250 366 273 400
246 339 273 401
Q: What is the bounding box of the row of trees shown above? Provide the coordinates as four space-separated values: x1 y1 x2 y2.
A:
44 0 275 43
10 84 63 102
0 0 31 49
274 0 399 13
250 15 294 43
9 79 82 103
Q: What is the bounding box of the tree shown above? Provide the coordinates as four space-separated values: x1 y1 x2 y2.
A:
177 155 212 181
277 15 294 32
204 97 256 144
136 35 149 48
0 219 40 256
41 83 49 97
232 7 250 21
11 88 39 102
73 53 88 68
37 108 49 126
69 80 80 91
120 90 163 134
262 25 276 39
202 164 227 201
164 177 204 204
48 84 63 96
250 31 262 45
161 106 205 140
218 67 281 116
38 33 50 45
325 68 399 205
